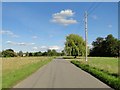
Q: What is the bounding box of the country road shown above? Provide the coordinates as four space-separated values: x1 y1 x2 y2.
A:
13 58 112 88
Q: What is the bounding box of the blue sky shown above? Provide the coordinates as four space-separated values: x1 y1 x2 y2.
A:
1 2 118 52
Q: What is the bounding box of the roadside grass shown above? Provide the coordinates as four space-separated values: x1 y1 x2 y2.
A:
2 57 54 89
62 56 83 59
0 58 2 90
71 57 119 90
64 56 118 75
62 56 75 59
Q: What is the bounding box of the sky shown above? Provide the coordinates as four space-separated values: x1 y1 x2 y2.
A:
2 0 120 2
1 2 118 52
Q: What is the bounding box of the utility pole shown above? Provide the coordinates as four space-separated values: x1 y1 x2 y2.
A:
85 11 88 61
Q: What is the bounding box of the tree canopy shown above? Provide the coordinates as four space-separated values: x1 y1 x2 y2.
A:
2 49 17 57
64 34 86 58
90 34 120 57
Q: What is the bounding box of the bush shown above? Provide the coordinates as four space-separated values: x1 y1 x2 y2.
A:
2 49 17 57
71 60 120 90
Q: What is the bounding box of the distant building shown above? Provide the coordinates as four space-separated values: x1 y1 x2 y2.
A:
23 54 26 57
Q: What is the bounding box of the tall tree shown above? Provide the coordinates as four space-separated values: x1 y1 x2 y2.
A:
90 34 119 57
105 34 119 57
91 37 105 56
64 34 86 58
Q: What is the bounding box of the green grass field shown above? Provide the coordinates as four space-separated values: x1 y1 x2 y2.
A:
2 57 53 88
64 56 118 75
86 57 118 74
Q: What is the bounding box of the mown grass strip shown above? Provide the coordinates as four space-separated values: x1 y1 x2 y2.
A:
71 60 120 90
2 58 53 89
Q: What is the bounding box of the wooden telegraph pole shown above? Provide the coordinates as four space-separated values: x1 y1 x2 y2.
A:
85 11 88 62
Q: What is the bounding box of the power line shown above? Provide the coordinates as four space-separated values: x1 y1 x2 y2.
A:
87 2 95 13
79 2 100 28
87 3 101 16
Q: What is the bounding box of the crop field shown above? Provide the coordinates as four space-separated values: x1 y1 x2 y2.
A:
2 57 53 88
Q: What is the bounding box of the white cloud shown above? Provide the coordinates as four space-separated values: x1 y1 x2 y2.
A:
32 45 63 52
51 9 77 26
108 24 113 28
6 41 35 46
91 15 98 20
6 41 16 45
32 36 38 39
33 47 38 50
48 46 61 50
40 46 47 49
0 30 19 37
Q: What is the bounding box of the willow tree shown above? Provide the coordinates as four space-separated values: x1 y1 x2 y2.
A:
64 34 86 58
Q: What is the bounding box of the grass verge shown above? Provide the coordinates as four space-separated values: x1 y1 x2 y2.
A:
62 56 75 59
71 60 120 90
2 57 53 89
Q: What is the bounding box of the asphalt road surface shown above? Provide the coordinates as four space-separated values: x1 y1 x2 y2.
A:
13 58 112 88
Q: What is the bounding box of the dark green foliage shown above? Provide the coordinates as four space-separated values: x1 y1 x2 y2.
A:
64 34 87 58
0 51 2 57
41 49 61 56
28 52 33 56
42 52 47 56
2 49 17 57
2 49 64 57
34 51 42 56
90 34 120 57
47 49 57 56
71 60 120 90
61 50 65 56
23 49 63 57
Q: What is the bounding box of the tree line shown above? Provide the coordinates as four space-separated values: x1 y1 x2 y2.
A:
0 49 65 57
1 34 119 58
90 34 120 57
64 34 119 58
